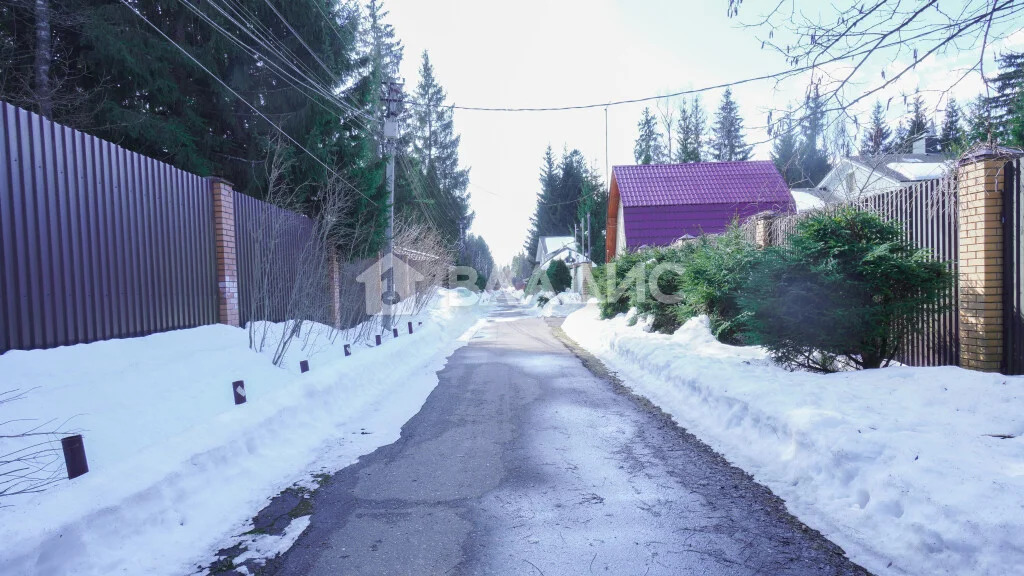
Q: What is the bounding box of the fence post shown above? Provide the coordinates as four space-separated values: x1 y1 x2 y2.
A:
209 177 240 327
328 249 342 329
754 211 775 248
957 157 1007 372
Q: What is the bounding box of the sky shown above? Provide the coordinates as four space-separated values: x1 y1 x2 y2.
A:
385 0 1023 265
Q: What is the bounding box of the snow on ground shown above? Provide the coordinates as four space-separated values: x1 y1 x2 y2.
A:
517 290 586 318
562 305 1024 576
0 289 491 576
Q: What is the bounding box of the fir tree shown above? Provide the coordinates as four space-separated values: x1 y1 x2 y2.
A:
986 51 1024 142
674 96 707 163
709 88 752 161
859 101 892 155
965 95 994 145
894 92 929 152
796 86 831 186
771 111 801 186
939 98 965 153
411 51 472 244
634 107 666 164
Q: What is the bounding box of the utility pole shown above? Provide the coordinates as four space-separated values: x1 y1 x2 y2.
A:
382 79 403 330
587 212 592 261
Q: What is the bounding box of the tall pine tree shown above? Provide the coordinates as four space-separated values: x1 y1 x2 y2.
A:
771 111 801 186
795 86 831 186
634 107 666 164
859 101 892 155
709 88 752 161
674 96 706 163
939 97 965 153
411 50 472 244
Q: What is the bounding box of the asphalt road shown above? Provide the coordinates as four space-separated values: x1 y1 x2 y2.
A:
259 301 870 575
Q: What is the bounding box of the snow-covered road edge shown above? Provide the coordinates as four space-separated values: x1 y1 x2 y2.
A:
562 304 1024 576
0 293 491 576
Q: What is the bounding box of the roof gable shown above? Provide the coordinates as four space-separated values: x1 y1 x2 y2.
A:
612 161 791 207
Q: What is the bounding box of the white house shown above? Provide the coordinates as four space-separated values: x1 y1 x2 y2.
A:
535 235 590 293
817 137 951 200
535 236 585 269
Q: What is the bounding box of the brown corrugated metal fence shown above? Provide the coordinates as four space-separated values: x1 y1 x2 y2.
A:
0 102 217 354
233 191 317 327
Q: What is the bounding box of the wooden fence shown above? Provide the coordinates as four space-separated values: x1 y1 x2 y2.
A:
746 179 960 367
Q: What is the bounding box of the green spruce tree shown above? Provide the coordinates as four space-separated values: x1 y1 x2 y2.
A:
674 96 707 163
411 51 472 244
859 101 892 155
634 107 666 164
709 88 752 161
939 97 966 154
771 111 801 186
796 86 831 186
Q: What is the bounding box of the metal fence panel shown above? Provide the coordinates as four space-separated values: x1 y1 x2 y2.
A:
0 102 217 354
234 191 317 327
1003 159 1024 374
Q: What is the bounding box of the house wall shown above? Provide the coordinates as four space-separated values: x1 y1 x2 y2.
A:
616 200 627 256
623 202 785 249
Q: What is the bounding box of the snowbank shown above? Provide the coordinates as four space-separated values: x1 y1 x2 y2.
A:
0 290 491 576
562 305 1024 576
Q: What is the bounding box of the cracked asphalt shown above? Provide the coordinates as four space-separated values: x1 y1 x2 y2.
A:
258 301 871 575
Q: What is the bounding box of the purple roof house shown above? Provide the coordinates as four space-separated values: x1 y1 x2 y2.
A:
605 162 795 260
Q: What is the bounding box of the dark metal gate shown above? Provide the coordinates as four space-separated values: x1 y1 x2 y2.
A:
1003 158 1024 374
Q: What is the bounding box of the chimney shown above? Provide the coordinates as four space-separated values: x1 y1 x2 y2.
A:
913 135 940 154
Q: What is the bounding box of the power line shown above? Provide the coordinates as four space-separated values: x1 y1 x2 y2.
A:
119 0 383 206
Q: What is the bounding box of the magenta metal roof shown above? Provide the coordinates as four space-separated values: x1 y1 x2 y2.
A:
613 161 792 207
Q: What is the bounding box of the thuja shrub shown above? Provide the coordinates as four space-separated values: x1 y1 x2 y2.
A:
593 224 756 337
546 259 573 293
740 208 952 373
670 225 757 343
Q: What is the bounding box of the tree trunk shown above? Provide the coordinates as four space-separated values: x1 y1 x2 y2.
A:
34 0 52 118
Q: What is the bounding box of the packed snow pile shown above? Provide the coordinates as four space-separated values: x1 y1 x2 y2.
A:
563 304 1024 576
0 289 491 576
540 292 585 317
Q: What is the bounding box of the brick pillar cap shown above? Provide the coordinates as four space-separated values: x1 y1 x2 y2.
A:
958 144 1024 165
207 176 235 187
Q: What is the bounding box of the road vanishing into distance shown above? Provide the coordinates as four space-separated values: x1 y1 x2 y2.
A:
252 298 870 576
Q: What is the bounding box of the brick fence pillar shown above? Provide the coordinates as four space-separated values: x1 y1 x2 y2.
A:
957 158 1007 371
754 211 776 248
209 177 240 327
328 249 342 329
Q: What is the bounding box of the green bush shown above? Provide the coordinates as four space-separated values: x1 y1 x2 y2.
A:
592 224 755 337
669 225 756 342
739 208 953 373
546 259 573 293
536 295 551 307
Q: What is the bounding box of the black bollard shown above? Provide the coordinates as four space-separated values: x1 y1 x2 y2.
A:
300 360 310 373
408 322 414 334
392 328 399 338
61 435 89 480
344 344 351 356
233 380 247 405
375 335 382 346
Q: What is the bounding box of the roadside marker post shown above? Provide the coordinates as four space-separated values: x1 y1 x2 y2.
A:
300 360 310 373
408 322 413 334
392 328 399 338
375 335 382 346
61 435 89 480
344 344 351 356
233 380 246 405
